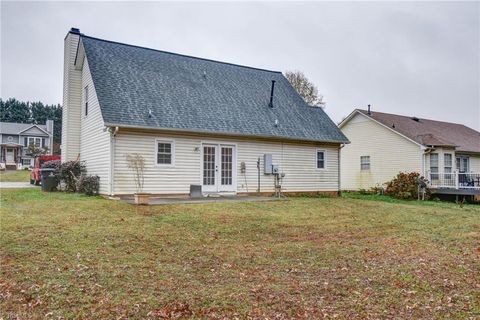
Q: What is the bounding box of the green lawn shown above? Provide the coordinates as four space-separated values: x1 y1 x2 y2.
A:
1 189 479 319
0 170 30 182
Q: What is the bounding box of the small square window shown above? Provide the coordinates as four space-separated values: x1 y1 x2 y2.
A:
360 156 370 170
156 141 174 165
317 150 325 169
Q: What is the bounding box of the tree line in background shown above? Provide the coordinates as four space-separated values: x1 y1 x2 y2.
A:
0 98 62 153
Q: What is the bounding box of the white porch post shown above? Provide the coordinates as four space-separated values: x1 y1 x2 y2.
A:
455 170 459 190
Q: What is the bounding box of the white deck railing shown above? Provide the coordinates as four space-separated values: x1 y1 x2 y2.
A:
427 171 480 190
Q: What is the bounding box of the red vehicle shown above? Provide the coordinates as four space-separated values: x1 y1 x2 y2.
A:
30 155 61 185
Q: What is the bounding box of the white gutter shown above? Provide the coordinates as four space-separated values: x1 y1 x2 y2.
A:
103 122 350 145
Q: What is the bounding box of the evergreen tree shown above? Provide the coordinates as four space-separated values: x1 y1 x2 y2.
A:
0 98 62 146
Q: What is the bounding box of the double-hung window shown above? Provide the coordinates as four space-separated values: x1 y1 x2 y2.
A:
444 153 453 180
27 137 42 147
156 140 174 165
360 156 370 170
444 154 453 172
316 150 325 169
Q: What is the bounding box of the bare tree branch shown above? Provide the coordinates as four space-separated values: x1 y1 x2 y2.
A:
285 71 326 108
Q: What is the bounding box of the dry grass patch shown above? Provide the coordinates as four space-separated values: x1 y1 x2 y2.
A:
0 170 30 182
1 189 479 319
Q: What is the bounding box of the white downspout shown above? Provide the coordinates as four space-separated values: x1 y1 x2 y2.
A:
109 126 119 196
338 144 345 194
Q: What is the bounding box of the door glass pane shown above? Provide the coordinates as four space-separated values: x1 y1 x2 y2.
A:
203 146 215 185
463 158 468 172
221 147 233 185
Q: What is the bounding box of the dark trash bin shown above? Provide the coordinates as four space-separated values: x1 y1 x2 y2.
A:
41 168 58 192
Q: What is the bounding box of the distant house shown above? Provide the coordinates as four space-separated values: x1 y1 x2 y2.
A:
339 108 480 195
61 28 349 196
0 121 54 170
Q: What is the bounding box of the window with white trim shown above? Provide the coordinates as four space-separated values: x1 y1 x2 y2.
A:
84 86 89 116
444 154 452 173
316 150 325 169
156 140 174 165
27 137 42 147
360 156 370 170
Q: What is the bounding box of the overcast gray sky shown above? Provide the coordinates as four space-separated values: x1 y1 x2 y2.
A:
1 1 479 129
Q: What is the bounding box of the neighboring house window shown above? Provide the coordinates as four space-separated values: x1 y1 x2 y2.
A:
360 156 370 170
456 156 469 173
84 86 89 116
444 154 452 173
27 137 42 147
156 140 174 165
316 150 325 169
22 158 31 166
430 153 439 180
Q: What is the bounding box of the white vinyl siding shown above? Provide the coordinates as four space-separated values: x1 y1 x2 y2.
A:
467 155 480 172
340 112 423 190
61 32 82 162
79 57 111 194
112 130 340 195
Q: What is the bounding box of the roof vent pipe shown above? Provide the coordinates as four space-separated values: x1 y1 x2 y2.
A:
367 104 371 115
268 80 276 108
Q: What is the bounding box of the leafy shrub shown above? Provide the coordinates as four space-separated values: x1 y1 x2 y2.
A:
58 160 86 192
370 184 384 195
41 160 61 170
76 175 100 196
384 172 430 200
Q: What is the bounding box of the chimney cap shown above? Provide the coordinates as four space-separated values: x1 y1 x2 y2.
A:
70 27 81 34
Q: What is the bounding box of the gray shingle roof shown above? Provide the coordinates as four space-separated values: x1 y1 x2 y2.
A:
80 35 348 144
0 122 48 135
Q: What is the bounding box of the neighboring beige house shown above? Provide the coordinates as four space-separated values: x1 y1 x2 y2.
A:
339 108 480 195
0 121 54 170
62 28 349 196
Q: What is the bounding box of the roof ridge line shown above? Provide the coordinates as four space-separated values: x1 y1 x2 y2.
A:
357 108 476 129
80 34 283 74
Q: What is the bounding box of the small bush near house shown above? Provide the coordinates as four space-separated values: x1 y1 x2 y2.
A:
384 172 430 200
58 160 86 192
41 160 61 170
76 175 100 196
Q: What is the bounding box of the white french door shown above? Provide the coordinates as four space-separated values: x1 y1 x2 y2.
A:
202 144 236 193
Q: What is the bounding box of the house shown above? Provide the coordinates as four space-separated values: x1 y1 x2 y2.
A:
0 120 54 170
339 108 480 195
61 28 349 196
